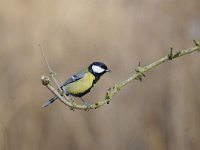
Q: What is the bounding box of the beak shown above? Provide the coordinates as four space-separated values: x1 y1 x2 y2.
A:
106 69 111 72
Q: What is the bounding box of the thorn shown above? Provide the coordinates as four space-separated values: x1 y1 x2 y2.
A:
168 47 173 60
135 62 146 81
138 61 141 67
193 40 200 46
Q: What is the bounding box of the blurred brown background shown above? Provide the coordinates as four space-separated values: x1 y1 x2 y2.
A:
0 0 200 150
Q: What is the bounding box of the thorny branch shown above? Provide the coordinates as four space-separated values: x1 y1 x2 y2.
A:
40 40 200 111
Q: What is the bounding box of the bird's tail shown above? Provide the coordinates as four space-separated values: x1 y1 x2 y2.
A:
42 96 58 108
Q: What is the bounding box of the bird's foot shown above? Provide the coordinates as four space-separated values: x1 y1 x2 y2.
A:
80 98 92 111
84 103 92 111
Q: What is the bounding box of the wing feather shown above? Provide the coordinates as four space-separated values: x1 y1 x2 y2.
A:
61 68 88 87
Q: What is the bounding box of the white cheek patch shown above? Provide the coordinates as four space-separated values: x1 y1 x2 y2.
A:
92 65 105 73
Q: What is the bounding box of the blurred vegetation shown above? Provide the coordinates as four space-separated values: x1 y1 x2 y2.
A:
0 0 200 150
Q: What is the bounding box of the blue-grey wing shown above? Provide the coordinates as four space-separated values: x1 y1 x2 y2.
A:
61 71 86 87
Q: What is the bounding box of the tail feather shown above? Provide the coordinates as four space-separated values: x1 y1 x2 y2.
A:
42 96 58 108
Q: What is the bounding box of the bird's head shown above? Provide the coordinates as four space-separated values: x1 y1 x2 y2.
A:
88 62 111 76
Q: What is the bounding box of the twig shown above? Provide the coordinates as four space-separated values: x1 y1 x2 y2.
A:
39 44 73 105
39 44 62 91
41 41 200 110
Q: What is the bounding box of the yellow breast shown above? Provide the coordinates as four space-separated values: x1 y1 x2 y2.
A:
65 72 95 95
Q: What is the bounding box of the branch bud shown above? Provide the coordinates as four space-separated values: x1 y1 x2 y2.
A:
41 75 50 85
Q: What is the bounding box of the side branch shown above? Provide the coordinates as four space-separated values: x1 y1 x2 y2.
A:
41 41 200 110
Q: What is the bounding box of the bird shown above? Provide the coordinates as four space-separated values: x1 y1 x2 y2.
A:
42 62 111 109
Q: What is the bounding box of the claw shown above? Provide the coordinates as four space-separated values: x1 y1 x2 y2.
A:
85 103 92 111
80 98 92 111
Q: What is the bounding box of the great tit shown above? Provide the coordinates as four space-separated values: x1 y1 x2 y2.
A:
42 62 111 108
